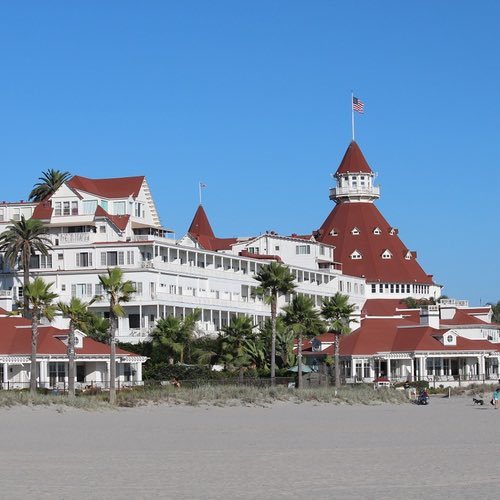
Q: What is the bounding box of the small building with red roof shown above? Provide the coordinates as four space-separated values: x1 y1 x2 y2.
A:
302 302 500 387
0 311 147 390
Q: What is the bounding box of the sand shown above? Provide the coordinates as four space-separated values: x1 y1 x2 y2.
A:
0 396 499 499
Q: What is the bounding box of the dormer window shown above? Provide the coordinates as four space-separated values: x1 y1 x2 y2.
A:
329 229 338 236
389 227 397 235
405 251 412 260
350 250 362 260
381 249 392 260
373 227 381 235
351 227 360 235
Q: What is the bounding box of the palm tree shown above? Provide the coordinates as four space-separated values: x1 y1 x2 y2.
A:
321 293 357 388
98 267 135 404
151 310 201 365
83 314 110 343
24 277 58 395
253 262 296 384
283 295 324 388
57 297 94 398
220 315 254 381
0 216 52 318
260 316 295 370
28 168 71 201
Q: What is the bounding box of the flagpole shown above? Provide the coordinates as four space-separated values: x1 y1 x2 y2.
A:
351 92 355 141
199 182 202 205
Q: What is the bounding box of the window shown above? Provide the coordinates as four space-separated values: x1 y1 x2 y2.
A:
350 250 362 260
83 200 98 215
76 252 92 267
135 203 143 218
129 314 140 329
63 201 70 216
275 246 280 251
29 254 52 269
71 201 78 215
100 200 108 211
296 245 310 255
100 251 124 266
248 247 259 254
373 227 381 235
95 283 104 297
54 202 62 216
72 283 93 298
351 227 360 235
123 364 132 382
61 284 66 291
113 201 126 215
99 225 106 233
371 284 376 293
58 253 63 260
405 251 412 260
381 249 392 259
126 251 134 265
49 362 65 385
329 229 338 236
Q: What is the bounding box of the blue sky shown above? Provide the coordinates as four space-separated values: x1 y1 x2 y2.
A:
0 1 498 304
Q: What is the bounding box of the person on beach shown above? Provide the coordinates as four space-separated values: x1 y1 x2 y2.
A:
171 377 181 388
493 387 500 409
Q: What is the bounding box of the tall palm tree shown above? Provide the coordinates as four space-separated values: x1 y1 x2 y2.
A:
253 262 296 384
220 315 254 381
0 216 52 317
24 277 58 395
151 310 201 365
57 297 95 398
321 292 357 388
28 168 71 201
260 316 294 370
98 267 135 404
283 295 324 388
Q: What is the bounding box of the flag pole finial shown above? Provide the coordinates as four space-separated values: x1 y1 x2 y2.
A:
199 182 207 205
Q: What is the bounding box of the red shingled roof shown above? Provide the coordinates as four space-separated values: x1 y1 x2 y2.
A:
32 201 53 220
67 175 144 199
187 205 237 251
335 141 373 175
339 318 498 356
0 316 137 357
316 202 434 284
95 205 130 232
440 308 488 326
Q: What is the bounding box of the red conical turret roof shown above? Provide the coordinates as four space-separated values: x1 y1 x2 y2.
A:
187 205 237 251
335 141 373 175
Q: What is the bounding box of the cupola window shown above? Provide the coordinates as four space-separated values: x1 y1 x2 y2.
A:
329 229 338 236
373 227 381 235
350 250 362 260
351 227 360 235
381 249 392 260
405 251 412 260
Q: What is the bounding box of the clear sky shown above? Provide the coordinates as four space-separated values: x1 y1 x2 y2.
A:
0 1 498 304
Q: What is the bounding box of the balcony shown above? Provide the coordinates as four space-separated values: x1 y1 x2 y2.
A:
329 186 380 200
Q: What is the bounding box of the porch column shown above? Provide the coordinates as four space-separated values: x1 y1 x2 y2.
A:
139 304 143 333
105 360 110 388
39 360 48 388
350 359 356 379
2 363 7 384
135 362 142 383
479 355 485 380
408 357 414 381
419 357 425 378
386 358 391 379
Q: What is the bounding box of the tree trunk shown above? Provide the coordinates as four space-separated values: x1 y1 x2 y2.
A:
30 313 38 396
270 295 277 386
334 334 341 388
109 308 117 404
297 332 303 389
23 250 30 319
68 325 75 398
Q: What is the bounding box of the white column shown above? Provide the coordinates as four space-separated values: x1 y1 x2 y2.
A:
39 360 48 388
386 358 391 379
135 362 142 383
2 363 7 385
479 355 485 380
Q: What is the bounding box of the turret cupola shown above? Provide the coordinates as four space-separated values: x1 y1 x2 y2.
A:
329 141 380 204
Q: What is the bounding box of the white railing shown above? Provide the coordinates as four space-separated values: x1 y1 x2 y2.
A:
329 186 380 198
56 233 92 244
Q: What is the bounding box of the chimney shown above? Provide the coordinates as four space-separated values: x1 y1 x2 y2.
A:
420 305 440 329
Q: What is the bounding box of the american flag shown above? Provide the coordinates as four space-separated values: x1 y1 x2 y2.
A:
352 96 364 113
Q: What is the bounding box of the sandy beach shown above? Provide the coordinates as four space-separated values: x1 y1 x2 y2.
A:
0 396 499 499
